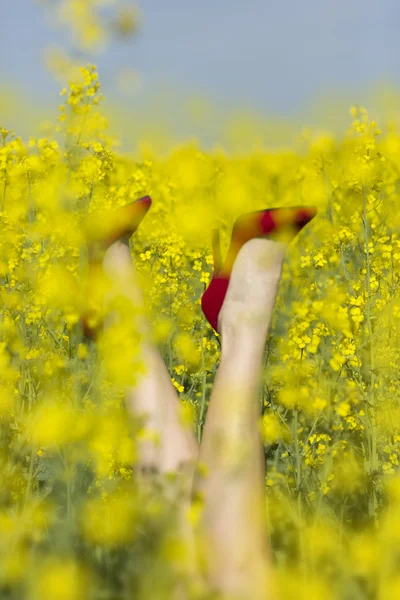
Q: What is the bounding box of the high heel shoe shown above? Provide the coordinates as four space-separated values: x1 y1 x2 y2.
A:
82 195 152 339
201 206 317 333
85 195 152 252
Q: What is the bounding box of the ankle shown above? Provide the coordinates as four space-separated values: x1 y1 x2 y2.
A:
219 330 265 383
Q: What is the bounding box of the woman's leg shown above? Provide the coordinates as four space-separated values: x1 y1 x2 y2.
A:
101 241 199 479
101 241 200 598
195 238 286 600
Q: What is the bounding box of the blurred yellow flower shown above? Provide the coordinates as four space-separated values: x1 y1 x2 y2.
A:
32 558 90 600
81 489 137 545
28 402 90 448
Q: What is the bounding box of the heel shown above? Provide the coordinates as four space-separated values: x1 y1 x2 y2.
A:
86 195 152 250
81 195 152 340
211 229 222 276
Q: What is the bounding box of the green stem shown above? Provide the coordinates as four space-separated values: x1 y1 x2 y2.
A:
197 321 207 442
23 445 36 509
294 409 302 498
363 184 378 520
2 179 6 211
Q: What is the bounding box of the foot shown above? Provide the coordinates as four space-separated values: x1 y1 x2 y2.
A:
101 241 150 336
218 238 286 354
102 241 141 302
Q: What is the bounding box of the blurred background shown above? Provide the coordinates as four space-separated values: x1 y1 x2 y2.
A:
1 0 399 147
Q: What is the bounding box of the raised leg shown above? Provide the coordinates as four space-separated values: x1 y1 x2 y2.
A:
101 241 199 478
195 238 286 600
101 241 200 599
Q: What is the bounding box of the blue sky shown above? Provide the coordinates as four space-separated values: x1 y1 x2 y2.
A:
1 1 398 143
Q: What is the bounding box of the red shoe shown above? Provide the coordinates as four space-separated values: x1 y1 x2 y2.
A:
82 195 152 339
201 206 317 333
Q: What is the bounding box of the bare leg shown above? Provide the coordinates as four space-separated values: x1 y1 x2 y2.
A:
195 238 286 599
101 241 200 598
102 241 199 478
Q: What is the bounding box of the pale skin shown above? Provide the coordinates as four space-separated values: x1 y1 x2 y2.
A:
101 236 286 600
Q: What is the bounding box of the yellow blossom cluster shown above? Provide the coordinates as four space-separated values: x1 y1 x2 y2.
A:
3 62 400 598
49 0 139 53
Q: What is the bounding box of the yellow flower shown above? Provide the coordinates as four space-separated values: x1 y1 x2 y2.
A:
32 558 90 600
300 255 311 268
28 402 90 448
174 364 186 376
81 489 137 545
336 402 351 417
200 271 210 284
171 377 184 394
77 343 88 360
313 251 327 268
140 250 152 261
192 260 202 271
330 352 345 371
